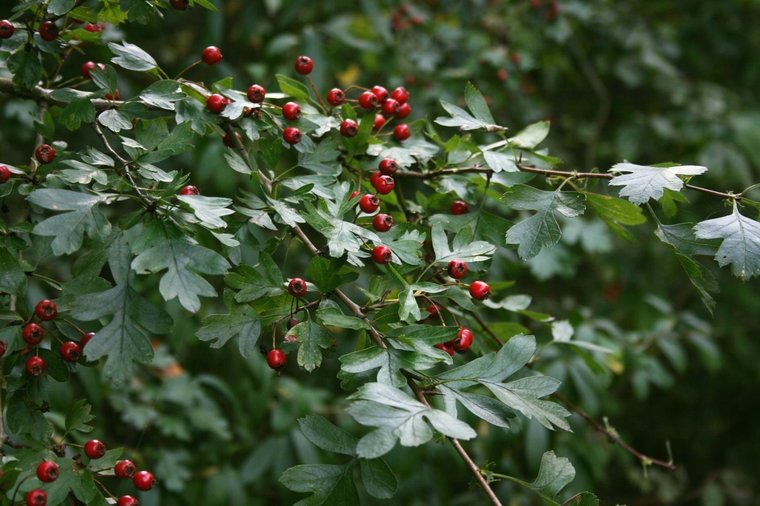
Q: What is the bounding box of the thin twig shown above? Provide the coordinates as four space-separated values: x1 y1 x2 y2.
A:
92 121 151 204
0 77 124 111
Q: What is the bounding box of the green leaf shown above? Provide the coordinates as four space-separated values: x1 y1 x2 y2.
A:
139 80 184 110
482 150 518 173
339 345 448 389
305 256 359 292
131 222 230 312
196 307 261 357
226 254 283 302
276 73 311 102
108 41 158 71
655 222 719 257
8 50 44 91
48 0 76 15
177 195 234 229
98 109 132 133
290 321 332 372
224 150 251 174
385 325 459 345
693 202 760 280
675 252 718 314
430 223 495 263
29 190 111 256
608 162 708 205
279 464 359 506
509 120 551 149
60 98 96 130
360 458 397 499
504 185 586 259
585 192 646 240
436 101 502 131
464 81 495 125
531 451 576 497
440 387 514 428
299 138 342 175
398 286 421 323
0 247 26 294
317 307 370 330
298 416 357 456
64 399 95 434
482 376 570 431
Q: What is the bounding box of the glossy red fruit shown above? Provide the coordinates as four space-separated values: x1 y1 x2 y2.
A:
0 20 14 39
133 470 155 491
340 119 358 137
381 98 400 116
358 91 378 110
115 459 136 479
450 200 469 215
447 259 468 279
435 342 455 356
23 323 45 346
81 332 94 348
372 245 392 264
266 349 287 370
25 489 47 506
246 84 266 103
373 114 386 130
36 460 59 483
170 0 188 9
369 171 382 187
81 61 104 79
35 299 58 321
349 190 361 200
282 127 302 145
201 46 223 65
372 213 394 232
206 93 228 113
358 194 380 214
83 23 104 33
373 175 395 195
326 88 345 106
35 144 56 164
39 21 59 41
390 86 409 104
288 277 307 298
282 102 301 121
469 280 491 300
25 356 46 376
396 102 411 119
378 158 398 175
294 55 314 75
179 185 200 196
60 341 82 362
0 341 6 357
84 439 106 459
104 89 121 101
453 328 474 351
223 132 241 148
0 165 10 184
117 496 140 506
371 85 388 102
393 123 410 141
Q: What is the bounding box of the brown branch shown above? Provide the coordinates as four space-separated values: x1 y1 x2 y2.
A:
555 393 676 470
0 77 124 111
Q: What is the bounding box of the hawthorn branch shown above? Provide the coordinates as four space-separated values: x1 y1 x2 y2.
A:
555 393 676 470
0 77 124 110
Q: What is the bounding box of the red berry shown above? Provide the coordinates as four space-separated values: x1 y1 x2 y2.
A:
34 299 57 321
326 88 345 106
0 165 10 184
25 489 47 506
390 86 409 104
80 332 94 348
372 245 392 264
349 190 361 200
358 194 380 214
373 114 386 130
266 349 287 370
206 93 228 113
22 323 45 346
450 200 469 215
104 89 121 101
282 127 302 145
435 342 455 356
25 356 46 376
427 304 440 317
340 119 359 137
223 132 241 148
36 460 59 483
447 259 468 279
358 91 378 110
81 61 96 79
393 123 411 141
170 0 188 9
38 21 59 41
0 20 14 39
371 85 388 102
60 341 82 362
35 144 56 164
373 175 395 195
84 439 106 459
133 470 155 491
246 84 266 103
282 102 301 121
179 185 200 196
496 69 509 81
288 277 307 298
115 459 136 479
287 317 299 330
117 496 140 506
369 171 382 187
378 158 398 175
294 55 314 75
372 213 394 232
396 102 411 119
381 98 400 116
453 327 473 351
0 341 6 357
469 280 491 300
201 46 223 65
510 52 521 65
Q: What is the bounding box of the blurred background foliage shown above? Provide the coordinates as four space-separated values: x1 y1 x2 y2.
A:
3 0 760 504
